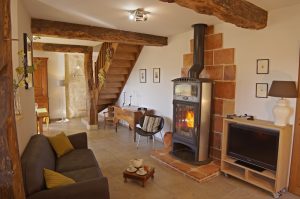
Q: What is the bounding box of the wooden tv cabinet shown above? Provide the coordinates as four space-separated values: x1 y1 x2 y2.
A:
221 118 292 198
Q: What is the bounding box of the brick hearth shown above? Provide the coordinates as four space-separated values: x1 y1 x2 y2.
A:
151 148 220 183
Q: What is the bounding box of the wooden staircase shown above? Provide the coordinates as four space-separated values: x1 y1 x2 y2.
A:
95 43 143 112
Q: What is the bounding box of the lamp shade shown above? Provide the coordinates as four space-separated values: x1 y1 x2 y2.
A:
268 81 297 98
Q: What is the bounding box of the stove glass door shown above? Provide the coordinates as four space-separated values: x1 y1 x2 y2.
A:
174 103 198 139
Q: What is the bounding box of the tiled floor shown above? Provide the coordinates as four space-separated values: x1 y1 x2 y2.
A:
45 119 300 199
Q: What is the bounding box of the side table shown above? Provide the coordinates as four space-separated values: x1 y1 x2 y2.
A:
123 166 155 187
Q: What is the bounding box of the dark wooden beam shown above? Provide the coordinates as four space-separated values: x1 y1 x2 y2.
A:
83 49 98 125
160 0 268 29
33 42 93 53
31 19 168 46
0 0 25 198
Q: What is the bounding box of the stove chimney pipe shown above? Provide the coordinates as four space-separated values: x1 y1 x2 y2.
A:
188 24 207 79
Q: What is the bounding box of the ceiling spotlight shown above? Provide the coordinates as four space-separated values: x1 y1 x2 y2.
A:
128 8 150 22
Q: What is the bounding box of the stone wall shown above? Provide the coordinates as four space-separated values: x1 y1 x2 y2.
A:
65 54 87 118
182 26 236 162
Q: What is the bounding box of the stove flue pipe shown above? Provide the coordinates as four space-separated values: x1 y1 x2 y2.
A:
188 24 207 79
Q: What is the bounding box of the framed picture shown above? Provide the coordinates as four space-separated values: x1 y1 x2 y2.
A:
23 33 34 89
256 83 268 98
153 68 160 83
256 59 269 74
139 69 146 83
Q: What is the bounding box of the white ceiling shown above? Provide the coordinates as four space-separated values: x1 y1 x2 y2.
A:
25 0 300 46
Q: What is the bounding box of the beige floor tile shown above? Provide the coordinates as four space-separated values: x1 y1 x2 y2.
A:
45 119 300 199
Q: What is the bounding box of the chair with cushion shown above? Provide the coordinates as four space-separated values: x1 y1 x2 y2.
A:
135 115 164 149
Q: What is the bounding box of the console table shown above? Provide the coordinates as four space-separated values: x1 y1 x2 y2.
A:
113 106 152 142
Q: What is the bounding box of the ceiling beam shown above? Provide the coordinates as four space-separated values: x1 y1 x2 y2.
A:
159 0 268 29
31 19 168 46
32 42 93 53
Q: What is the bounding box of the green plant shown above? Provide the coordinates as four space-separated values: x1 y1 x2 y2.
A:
98 68 106 88
97 46 114 88
13 50 35 90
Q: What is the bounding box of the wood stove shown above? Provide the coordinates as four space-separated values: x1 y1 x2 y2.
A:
172 77 212 164
172 23 213 164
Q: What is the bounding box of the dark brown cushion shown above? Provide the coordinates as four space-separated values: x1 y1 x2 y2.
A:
56 149 99 172
62 167 103 182
21 135 56 196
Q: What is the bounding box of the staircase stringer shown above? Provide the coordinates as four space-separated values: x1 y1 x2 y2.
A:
115 45 144 102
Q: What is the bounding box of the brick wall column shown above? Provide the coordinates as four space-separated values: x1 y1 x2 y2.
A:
182 26 236 163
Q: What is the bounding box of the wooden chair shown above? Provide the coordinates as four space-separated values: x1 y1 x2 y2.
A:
103 106 115 128
36 108 50 133
136 115 164 149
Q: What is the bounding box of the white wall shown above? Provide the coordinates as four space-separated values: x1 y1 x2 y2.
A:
33 51 66 119
11 0 37 154
215 4 300 124
121 4 300 138
119 31 192 133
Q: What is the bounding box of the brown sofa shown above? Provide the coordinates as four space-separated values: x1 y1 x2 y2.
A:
21 132 110 199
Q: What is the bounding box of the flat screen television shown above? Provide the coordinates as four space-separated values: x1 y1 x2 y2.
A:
227 123 279 171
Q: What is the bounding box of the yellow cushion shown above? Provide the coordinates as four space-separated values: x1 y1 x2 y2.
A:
44 168 75 189
48 132 74 157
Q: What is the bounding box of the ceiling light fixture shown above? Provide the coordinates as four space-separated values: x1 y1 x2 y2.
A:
33 35 41 40
128 8 150 22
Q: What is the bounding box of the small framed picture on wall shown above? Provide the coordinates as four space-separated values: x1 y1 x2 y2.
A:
256 83 268 98
153 68 160 83
139 69 146 83
256 59 269 74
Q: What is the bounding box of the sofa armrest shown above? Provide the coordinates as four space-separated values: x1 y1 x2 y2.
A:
68 132 88 149
28 177 109 199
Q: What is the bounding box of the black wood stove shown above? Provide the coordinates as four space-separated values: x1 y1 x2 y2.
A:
172 24 213 164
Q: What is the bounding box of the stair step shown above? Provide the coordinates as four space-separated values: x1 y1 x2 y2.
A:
98 99 114 105
117 44 141 53
108 68 129 75
101 87 120 94
104 82 123 88
99 94 118 99
114 52 136 60
96 43 143 110
111 60 132 68
106 75 126 82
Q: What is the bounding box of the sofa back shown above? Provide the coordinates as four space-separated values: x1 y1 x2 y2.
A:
21 134 56 196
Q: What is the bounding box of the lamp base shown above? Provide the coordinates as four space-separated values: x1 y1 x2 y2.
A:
272 98 291 126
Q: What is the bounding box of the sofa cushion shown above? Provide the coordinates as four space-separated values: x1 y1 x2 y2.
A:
44 168 76 189
48 132 74 157
142 116 162 132
56 149 99 172
21 135 56 196
62 167 103 182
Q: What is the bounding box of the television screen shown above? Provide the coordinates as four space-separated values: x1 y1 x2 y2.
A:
227 123 279 171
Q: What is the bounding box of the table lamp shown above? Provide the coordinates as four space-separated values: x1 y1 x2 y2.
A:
268 81 297 126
